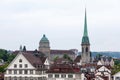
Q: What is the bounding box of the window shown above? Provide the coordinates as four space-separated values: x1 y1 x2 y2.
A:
30 77 33 80
9 77 11 80
86 47 88 52
48 74 53 78
61 74 66 78
68 74 73 78
8 70 12 74
30 70 33 74
55 74 59 78
19 59 22 62
116 77 120 80
14 64 17 68
14 70 17 74
19 77 22 80
25 77 28 80
82 47 84 53
24 70 28 74
25 64 28 68
19 64 22 68
14 77 17 80
19 70 22 74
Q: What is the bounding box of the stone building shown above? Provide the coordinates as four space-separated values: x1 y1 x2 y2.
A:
39 35 76 61
39 34 50 60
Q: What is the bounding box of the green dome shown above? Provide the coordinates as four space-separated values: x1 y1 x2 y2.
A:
40 34 49 43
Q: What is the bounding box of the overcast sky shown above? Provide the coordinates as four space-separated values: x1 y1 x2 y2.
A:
0 0 120 51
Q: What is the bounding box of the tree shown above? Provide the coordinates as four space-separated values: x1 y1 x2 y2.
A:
63 54 73 62
54 56 59 61
0 63 9 72
112 60 120 75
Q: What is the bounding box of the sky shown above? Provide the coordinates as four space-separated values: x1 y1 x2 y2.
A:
0 0 120 51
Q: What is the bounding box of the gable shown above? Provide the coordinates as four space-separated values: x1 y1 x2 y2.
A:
97 61 103 65
44 58 49 65
98 66 111 73
7 52 35 69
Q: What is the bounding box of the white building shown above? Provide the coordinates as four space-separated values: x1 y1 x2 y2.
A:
95 66 112 80
113 72 120 80
46 62 81 80
4 52 50 80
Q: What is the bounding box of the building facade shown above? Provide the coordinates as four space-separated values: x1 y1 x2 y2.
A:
4 52 49 80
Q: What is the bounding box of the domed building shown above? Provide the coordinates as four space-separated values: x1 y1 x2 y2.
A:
39 34 50 60
38 34 76 61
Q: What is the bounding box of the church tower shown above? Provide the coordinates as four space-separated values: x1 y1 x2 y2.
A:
81 9 91 65
39 34 50 60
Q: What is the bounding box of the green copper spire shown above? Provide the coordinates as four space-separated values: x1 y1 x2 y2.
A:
84 9 88 37
82 9 90 45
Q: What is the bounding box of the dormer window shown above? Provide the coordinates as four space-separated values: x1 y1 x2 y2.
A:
19 59 22 63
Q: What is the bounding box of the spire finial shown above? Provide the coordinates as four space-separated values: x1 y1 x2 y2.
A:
43 34 45 37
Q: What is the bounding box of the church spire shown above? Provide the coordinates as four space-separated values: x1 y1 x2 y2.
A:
84 9 88 37
82 8 90 45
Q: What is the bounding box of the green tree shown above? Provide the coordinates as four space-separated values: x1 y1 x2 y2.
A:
0 63 9 72
54 56 59 61
63 54 73 62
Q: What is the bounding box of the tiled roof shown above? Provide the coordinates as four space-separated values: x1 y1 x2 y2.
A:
13 49 75 55
47 63 79 73
96 65 112 70
74 55 81 63
54 58 70 64
50 50 75 55
20 52 47 67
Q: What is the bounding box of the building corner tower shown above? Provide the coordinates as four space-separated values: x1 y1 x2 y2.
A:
39 34 50 60
81 9 91 65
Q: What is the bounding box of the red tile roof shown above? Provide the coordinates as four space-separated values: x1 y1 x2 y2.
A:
20 52 47 67
47 63 80 73
74 55 81 63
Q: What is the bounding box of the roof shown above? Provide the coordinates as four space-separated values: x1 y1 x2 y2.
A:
82 9 90 45
54 58 70 64
74 55 81 63
96 65 112 70
101 56 112 62
13 49 75 55
40 34 49 43
20 52 47 67
47 63 80 73
50 50 75 55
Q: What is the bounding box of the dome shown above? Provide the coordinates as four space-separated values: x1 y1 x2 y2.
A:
40 34 49 43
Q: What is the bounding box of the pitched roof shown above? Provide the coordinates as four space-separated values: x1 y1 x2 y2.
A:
47 63 80 73
13 49 75 55
20 52 47 67
50 50 75 55
74 55 81 63
82 9 90 45
54 58 70 64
